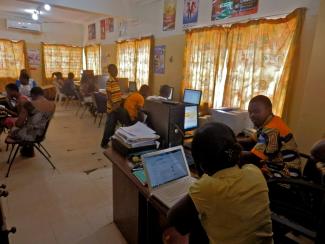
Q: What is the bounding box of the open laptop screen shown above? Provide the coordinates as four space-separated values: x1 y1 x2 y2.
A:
143 148 188 189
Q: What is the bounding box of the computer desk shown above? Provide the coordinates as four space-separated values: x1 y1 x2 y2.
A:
104 147 169 244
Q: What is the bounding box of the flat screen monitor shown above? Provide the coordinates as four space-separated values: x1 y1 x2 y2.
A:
129 81 137 92
118 78 129 93
183 89 202 105
184 105 198 131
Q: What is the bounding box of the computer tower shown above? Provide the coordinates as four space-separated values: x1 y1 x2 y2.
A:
144 100 185 148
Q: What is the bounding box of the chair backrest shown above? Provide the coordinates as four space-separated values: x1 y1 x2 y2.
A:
93 92 107 113
268 178 325 243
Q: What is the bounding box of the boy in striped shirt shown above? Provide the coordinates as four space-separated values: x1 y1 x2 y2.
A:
101 64 130 148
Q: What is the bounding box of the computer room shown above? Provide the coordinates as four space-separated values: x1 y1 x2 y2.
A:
0 0 324 243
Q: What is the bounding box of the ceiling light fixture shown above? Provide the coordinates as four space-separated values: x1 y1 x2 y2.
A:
44 4 51 11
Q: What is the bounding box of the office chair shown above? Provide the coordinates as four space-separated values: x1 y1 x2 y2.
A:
268 177 325 243
92 92 107 127
4 120 56 177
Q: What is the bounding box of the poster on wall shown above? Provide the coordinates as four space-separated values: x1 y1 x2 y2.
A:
183 0 199 27
211 0 258 21
88 23 96 40
105 18 114 32
163 0 177 31
154 45 166 74
100 19 106 40
27 49 40 70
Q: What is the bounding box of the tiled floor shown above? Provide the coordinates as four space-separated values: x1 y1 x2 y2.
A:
0 103 127 244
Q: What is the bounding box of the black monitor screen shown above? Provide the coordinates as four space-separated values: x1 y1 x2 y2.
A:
184 105 198 131
183 89 202 105
129 81 137 92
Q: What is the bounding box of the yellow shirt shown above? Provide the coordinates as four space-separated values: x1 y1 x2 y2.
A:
124 92 144 121
189 164 273 244
106 79 122 112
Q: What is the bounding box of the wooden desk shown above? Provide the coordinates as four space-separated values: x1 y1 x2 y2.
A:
0 95 6 101
104 148 168 244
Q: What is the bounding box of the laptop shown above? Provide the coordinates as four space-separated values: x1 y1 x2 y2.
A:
142 146 196 208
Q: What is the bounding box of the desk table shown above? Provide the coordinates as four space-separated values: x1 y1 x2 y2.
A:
104 148 168 244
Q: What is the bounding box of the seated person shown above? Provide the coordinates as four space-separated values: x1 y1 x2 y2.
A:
80 71 98 102
304 139 325 184
7 87 55 142
61 72 77 97
16 69 37 97
52 72 64 88
147 84 171 100
239 95 301 177
164 122 273 244
124 84 150 123
101 64 130 149
0 84 29 129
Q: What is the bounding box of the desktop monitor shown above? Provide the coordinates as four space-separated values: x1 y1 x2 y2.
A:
129 81 137 92
183 89 202 105
118 78 129 93
210 109 253 135
184 105 199 131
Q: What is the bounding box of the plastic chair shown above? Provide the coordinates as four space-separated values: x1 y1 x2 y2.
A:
92 92 107 127
5 120 56 177
53 82 67 104
268 177 325 243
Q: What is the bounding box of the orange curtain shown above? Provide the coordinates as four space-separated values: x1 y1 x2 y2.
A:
223 9 305 115
42 43 83 83
0 39 27 91
182 8 305 115
183 27 228 106
85 44 101 75
117 36 153 88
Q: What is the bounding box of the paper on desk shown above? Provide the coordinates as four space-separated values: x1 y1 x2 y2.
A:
119 122 158 139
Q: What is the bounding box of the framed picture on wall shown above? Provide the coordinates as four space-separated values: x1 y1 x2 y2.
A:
183 0 200 27
88 23 96 40
154 45 166 74
100 19 106 40
163 0 177 31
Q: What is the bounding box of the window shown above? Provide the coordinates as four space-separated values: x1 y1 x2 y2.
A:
183 8 304 116
117 37 152 87
42 43 83 81
85 44 101 75
0 39 27 90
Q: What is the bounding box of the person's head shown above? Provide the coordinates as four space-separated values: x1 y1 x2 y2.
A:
68 72 75 80
52 72 63 80
159 85 171 98
107 64 118 78
248 95 273 128
30 87 44 100
19 72 30 85
139 85 150 98
5 83 19 99
191 122 242 176
311 139 325 163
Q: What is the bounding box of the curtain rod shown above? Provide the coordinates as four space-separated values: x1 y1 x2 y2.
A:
116 34 153 43
185 8 304 31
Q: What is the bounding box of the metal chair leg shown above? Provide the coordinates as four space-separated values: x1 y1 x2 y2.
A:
38 143 51 158
80 105 88 118
6 145 20 178
98 113 104 128
6 144 16 164
34 145 56 169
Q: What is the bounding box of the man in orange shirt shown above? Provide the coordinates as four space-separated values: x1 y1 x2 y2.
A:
240 95 301 177
124 85 150 122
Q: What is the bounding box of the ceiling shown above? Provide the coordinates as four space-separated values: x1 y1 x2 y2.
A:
0 0 110 24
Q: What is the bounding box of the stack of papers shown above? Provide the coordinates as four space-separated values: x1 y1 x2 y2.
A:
113 122 160 148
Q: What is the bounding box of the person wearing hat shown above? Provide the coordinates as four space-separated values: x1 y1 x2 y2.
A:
163 122 273 244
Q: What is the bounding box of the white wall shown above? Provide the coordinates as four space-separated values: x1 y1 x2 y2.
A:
83 0 319 45
0 18 84 45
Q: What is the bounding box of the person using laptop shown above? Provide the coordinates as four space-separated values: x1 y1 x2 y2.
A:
164 122 273 244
